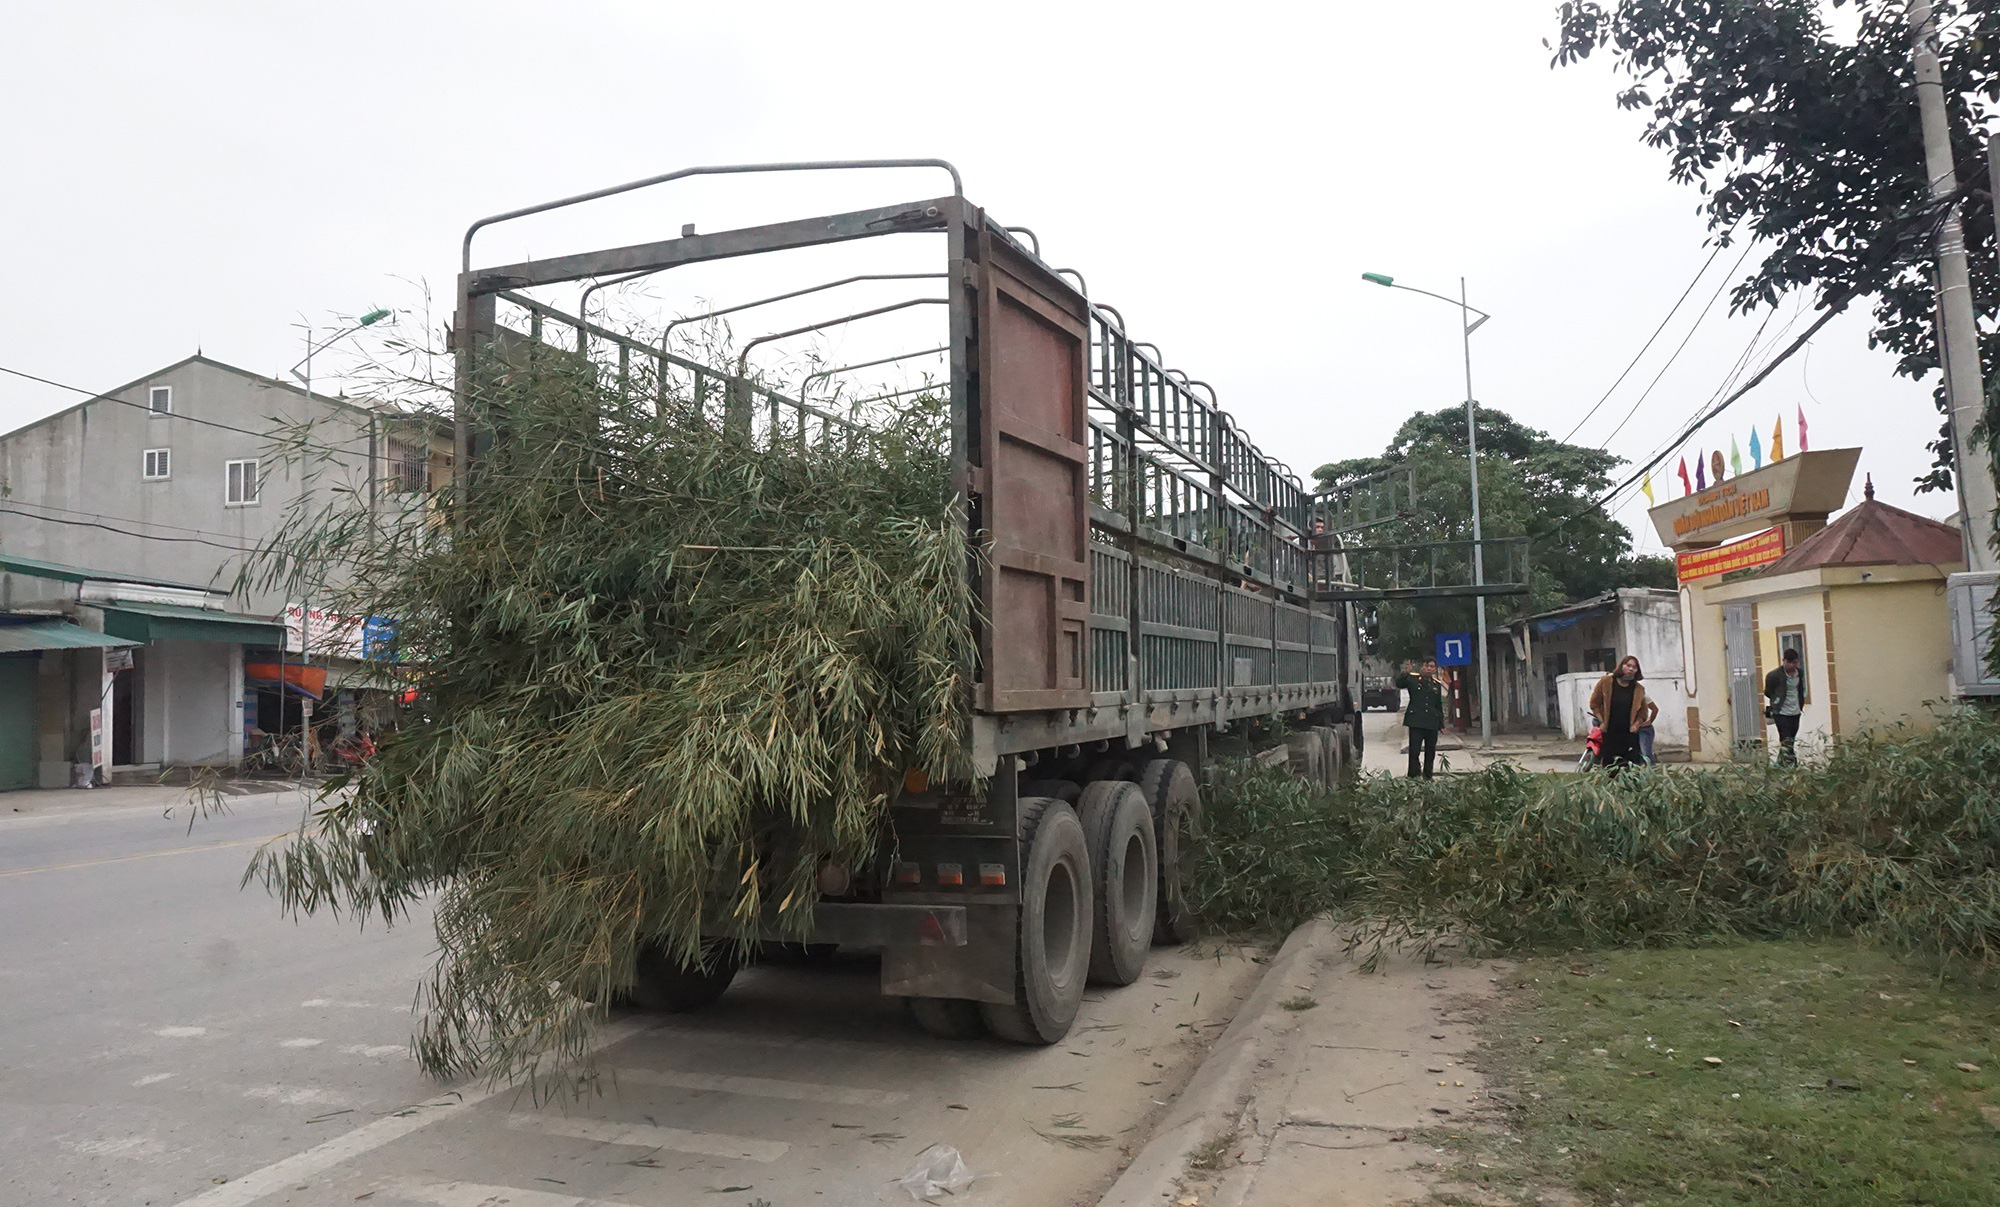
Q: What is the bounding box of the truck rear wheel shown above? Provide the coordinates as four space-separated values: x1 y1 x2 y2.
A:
1021 778 1081 803
981 797 1093 1045
1077 781 1157 986
1136 759 1202 944
1084 757 1138 784
908 996 987 1040
629 941 737 1012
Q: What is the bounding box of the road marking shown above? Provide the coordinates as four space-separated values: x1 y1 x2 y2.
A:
505 1113 788 1162
153 1026 208 1038
0 832 286 879
302 998 381 1009
376 1179 617 1207
279 1037 324 1048
168 1017 654 1207
132 1073 175 1086
615 1066 908 1107
339 1043 407 1059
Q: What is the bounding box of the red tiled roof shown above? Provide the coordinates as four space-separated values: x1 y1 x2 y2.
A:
1758 497 1962 576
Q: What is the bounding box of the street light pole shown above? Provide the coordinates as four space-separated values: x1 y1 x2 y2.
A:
1361 272 1495 749
1458 277 1493 751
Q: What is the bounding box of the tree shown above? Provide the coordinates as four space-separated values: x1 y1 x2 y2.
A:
1316 406 1673 662
1551 0 2000 497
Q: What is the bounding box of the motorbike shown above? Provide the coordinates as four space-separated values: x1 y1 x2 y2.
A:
1577 724 1604 772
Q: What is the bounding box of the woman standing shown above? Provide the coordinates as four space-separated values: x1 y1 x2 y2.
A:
1586 656 1655 772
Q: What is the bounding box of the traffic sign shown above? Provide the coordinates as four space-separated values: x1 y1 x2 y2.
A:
1435 631 1472 666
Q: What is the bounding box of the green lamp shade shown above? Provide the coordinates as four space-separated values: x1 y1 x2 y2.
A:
1360 272 1394 287
359 308 392 326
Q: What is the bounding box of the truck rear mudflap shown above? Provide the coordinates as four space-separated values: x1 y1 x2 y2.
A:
774 902 968 949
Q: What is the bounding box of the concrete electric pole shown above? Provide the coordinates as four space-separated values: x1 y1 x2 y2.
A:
1910 0 1997 572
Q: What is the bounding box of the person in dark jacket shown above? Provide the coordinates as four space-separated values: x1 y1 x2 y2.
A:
1763 647 1805 765
1395 657 1446 779
1587 655 1654 773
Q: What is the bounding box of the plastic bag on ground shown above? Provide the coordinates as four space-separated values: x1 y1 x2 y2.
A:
898 1144 983 1200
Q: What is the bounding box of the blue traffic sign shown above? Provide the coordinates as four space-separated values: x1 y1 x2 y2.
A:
1435 631 1473 667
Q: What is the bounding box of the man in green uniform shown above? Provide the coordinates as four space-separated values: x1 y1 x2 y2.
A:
1396 657 1446 779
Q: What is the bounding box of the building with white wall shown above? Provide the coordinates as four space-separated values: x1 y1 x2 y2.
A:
1492 587 1687 750
0 355 441 784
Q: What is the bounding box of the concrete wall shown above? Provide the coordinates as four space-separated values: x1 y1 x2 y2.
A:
1753 591 1835 750
0 358 430 613
1827 580 1956 736
1681 583 1735 761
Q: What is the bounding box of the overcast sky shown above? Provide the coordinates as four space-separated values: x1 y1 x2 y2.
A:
0 0 1961 557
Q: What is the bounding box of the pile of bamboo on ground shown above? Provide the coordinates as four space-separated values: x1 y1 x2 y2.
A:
243 357 974 1089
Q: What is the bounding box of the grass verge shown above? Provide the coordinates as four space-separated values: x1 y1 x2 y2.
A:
1457 939 2000 1206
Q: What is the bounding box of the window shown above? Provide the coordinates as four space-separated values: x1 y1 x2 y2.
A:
149 385 172 415
226 458 260 506
142 448 170 480
1584 647 1617 673
1776 626 1810 703
388 442 428 493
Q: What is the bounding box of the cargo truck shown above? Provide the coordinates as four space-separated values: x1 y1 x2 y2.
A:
454 160 1364 1045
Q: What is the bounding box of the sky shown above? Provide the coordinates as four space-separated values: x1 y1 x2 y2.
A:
0 0 1968 560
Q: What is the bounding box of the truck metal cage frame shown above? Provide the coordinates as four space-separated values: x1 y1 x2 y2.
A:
454 161 1359 771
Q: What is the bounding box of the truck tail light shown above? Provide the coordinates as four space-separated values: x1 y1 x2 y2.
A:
978 863 1006 887
936 863 963 886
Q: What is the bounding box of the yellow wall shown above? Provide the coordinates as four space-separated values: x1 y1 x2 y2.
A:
1753 592 1833 747
1684 583 1733 760
1827 581 1955 735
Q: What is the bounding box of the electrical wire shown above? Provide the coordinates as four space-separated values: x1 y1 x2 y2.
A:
1561 236 1737 444
0 504 256 552
1592 240 1759 451
0 363 417 464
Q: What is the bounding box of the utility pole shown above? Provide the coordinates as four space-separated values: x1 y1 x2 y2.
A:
1461 277 1493 750
1911 0 1996 572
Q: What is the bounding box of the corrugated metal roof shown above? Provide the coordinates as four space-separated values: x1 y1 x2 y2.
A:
0 619 142 653
0 552 205 591
1759 498 1963 576
98 602 286 646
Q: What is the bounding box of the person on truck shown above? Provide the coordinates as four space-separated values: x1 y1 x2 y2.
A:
1587 655 1654 773
1396 658 1445 779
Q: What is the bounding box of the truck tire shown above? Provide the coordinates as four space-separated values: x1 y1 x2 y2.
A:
1076 781 1158 986
629 941 737 1012
1136 759 1202 944
1021 778 1081 803
1084 757 1138 784
981 797 1093 1045
909 996 987 1040
1351 710 1365 759
1336 727 1359 786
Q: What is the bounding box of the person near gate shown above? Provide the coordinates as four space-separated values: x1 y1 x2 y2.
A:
1763 646 1805 765
1396 657 1446 779
1587 655 1653 772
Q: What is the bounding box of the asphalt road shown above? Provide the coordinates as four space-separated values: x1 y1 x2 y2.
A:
2 787 1263 1207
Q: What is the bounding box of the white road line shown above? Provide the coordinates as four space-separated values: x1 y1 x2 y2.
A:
153 1026 208 1038
376 1178 615 1207
132 1073 175 1086
614 1066 907 1107
504 1113 789 1162
339 1043 407 1059
279 1037 324 1048
243 1086 350 1106
168 1017 653 1207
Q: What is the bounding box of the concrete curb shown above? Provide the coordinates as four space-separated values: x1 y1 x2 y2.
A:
1095 917 1336 1207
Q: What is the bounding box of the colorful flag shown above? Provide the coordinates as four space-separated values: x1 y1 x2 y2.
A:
1695 451 1708 491
1749 426 1763 468
1641 472 1655 505
1677 457 1692 496
1797 405 1808 452
1730 436 1743 477
1771 416 1785 461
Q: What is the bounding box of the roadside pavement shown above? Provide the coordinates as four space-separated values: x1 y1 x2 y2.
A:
1099 921 1509 1207
1358 708 1582 777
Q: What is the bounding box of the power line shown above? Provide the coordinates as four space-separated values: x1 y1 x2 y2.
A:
1562 236 1737 444
0 362 414 464
0 504 256 553
1593 240 1759 451
0 496 269 545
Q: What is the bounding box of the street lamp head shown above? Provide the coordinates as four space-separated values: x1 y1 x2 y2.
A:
358 307 392 327
1360 272 1395 287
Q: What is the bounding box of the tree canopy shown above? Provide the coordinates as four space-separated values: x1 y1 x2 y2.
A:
1551 0 2000 495
1316 407 1672 662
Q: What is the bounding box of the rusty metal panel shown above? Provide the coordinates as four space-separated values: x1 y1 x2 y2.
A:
974 230 1092 712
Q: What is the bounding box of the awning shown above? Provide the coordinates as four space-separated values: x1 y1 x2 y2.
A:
0 619 142 654
98 602 287 646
